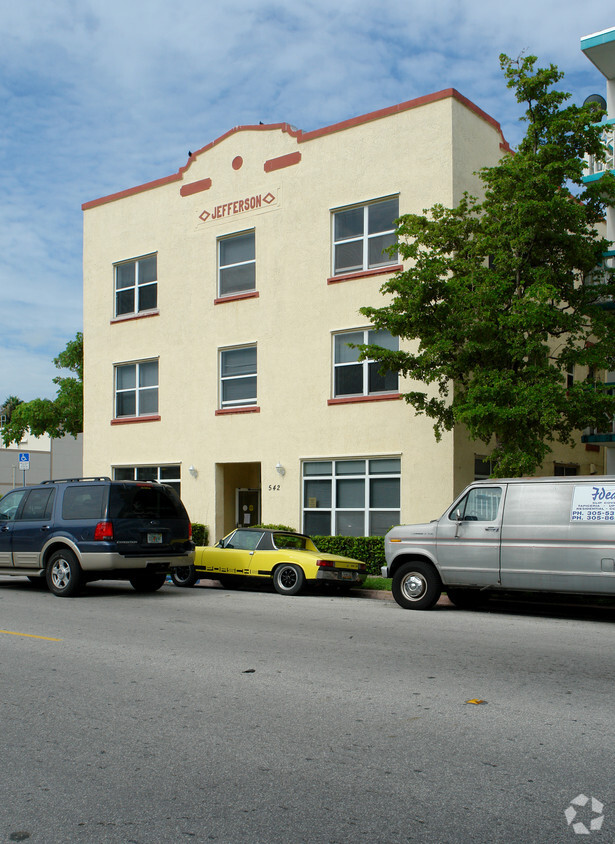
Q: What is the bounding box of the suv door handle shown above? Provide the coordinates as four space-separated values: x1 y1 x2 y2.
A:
40 525 51 532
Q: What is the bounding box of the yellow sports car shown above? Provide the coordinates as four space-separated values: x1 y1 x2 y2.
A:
170 528 367 595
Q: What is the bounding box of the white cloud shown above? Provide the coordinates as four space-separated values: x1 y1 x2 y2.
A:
0 0 612 400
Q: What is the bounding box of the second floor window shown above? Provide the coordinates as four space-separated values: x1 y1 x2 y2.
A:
220 346 257 408
115 254 157 317
334 329 398 398
219 232 256 297
115 360 159 418
333 197 398 276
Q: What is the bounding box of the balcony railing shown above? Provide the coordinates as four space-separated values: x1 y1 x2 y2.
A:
584 119 615 179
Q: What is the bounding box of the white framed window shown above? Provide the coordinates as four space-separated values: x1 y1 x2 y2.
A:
333 329 398 397
303 457 401 537
332 197 398 275
219 231 256 296
115 360 159 418
114 465 181 496
115 254 157 317
220 345 257 408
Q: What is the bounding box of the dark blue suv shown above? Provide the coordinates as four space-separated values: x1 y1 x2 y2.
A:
0 477 194 596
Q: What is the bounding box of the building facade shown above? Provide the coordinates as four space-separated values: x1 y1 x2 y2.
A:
0 432 83 497
82 89 600 539
581 27 615 469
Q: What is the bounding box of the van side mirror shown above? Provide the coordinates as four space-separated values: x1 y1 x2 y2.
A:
455 509 462 521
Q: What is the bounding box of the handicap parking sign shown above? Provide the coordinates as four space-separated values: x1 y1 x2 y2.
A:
19 452 30 470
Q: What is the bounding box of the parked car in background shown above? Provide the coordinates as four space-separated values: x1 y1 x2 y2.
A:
0 477 194 596
171 528 367 595
384 476 615 610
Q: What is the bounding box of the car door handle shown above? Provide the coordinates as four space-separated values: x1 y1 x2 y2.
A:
0 525 10 533
484 526 500 532
40 525 51 532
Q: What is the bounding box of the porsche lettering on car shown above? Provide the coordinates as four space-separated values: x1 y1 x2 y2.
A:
171 528 367 595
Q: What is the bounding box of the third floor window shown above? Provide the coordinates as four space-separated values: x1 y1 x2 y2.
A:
332 197 398 276
115 254 157 317
219 231 256 297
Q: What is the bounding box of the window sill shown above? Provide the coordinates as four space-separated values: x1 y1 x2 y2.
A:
111 415 161 425
214 291 259 305
327 265 402 284
110 309 160 324
328 394 401 406
215 406 261 416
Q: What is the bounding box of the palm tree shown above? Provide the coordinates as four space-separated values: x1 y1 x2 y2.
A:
0 396 23 426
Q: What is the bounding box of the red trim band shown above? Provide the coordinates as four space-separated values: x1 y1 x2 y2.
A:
82 90 510 210
214 291 259 305
180 178 213 197
110 309 160 324
215 406 261 416
328 265 402 284
264 152 301 172
328 394 401 406
111 415 161 425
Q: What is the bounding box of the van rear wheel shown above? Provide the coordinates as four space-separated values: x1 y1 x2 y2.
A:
392 561 441 610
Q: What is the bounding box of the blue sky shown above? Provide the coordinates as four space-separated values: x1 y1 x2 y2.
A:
1 1 613 400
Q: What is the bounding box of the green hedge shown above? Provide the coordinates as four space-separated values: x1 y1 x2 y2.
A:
312 535 385 576
191 523 209 546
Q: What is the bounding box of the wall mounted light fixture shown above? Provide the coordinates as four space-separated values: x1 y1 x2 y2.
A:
275 462 286 477
188 465 198 478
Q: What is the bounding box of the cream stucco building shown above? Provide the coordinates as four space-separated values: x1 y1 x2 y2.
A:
82 89 601 539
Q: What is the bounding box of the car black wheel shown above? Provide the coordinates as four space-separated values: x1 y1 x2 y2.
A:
46 549 84 597
171 565 198 587
273 563 305 596
129 572 167 593
392 561 441 610
447 588 488 609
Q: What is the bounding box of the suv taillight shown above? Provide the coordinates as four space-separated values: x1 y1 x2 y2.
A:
94 521 114 541
188 522 192 540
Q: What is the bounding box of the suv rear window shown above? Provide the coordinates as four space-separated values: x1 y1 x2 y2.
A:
62 485 107 520
109 484 185 520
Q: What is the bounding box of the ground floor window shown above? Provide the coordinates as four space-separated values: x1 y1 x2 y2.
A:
554 464 578 476
113 465 181 497
302 457 400 536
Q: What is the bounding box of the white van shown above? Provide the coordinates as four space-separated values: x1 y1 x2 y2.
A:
383 476 615 610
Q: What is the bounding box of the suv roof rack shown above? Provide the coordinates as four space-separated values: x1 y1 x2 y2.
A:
41 477 112 484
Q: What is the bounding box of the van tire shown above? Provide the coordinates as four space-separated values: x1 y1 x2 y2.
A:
47 549 84 597
392 561 441 610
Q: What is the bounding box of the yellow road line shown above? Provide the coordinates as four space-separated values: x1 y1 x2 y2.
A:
0 629 62 642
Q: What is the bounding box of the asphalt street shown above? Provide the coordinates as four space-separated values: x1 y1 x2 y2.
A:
1 577 614 843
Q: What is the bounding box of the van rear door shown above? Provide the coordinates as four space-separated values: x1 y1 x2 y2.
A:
500 481 615 595
435 485 505 586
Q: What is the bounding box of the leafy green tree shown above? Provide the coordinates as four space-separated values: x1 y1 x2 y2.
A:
361 55 615 477
1 332 83 446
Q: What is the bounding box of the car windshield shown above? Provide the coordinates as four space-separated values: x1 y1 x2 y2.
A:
272 533 309 550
